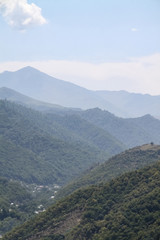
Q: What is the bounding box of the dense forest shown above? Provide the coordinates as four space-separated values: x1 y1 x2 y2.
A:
1 99 160 238
0 100 110 185
3 161 160 240
56 144 160 199
78 107 160 147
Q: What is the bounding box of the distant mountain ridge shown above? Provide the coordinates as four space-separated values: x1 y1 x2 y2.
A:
0 87 65 111
1 66 159 117
95 90 160 117
0 66 122 115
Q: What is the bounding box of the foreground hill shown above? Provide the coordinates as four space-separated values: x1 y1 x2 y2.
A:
0 100 110 185
56 144 160 199
4 160 160 240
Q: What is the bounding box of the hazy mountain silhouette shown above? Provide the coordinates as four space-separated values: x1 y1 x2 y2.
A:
0 67 122 115
96 90 160 117
0 66 160 117
0 87 65 111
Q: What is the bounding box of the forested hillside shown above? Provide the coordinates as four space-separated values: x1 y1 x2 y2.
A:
78 108 160 147
44 113 125 155
1 99 160 238
0 178 35 235
4 161 160 240
0 100 110 185
56 143 160 199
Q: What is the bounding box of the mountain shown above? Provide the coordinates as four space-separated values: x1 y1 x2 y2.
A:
78 108 160 148
0 87 65 112
96 90 160 117
56 144 160 199
1 67 160 117
0 67 122 115
0 100 110 185
4 160 160 240
44 113 125 155
1 86 160 149
1 98 160 185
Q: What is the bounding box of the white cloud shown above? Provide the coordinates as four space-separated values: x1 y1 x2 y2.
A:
0 0 47 30
0 53 160 95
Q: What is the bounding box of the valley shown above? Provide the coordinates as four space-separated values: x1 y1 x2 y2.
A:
0 67 160 239
1 1 159 238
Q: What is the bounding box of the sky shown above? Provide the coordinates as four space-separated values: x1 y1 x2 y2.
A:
0 0 160 95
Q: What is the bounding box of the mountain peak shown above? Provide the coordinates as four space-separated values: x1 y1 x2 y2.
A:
16 66 41 73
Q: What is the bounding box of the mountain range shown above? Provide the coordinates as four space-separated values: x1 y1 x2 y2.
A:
77 108 160 148
0 100 111 185
0 86 65 112
0 66 160 117
96 90 160 118
0 67 119 115
1 66 160 238
1 96 160 186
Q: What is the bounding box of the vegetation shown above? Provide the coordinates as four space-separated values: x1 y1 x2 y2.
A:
78 108 160 147
0 177 36 235
1 99 160 238
3 161 160 240
56 144 160 199
45 113 125 155
0 178 63 235
0 100 109 185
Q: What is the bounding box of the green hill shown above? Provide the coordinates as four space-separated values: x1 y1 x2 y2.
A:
0 100 110 185
44 113 125 155
78 108 160 148
3 160 160 240
0 91 125 155
56 143 160 199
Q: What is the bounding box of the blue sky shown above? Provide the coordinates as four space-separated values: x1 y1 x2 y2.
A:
0 0 160 94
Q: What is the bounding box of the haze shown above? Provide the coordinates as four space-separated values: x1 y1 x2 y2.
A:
0 0 160 95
